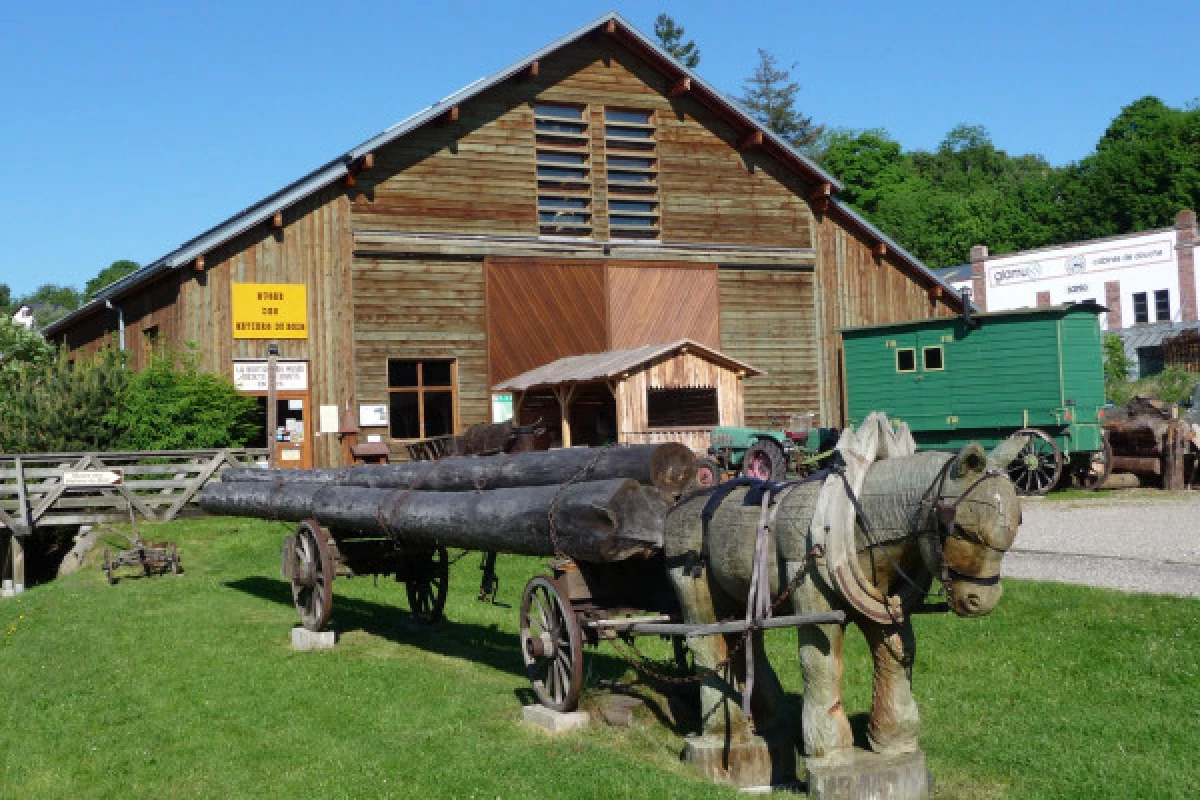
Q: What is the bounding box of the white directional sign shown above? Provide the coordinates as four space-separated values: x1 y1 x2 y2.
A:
63 469 124 487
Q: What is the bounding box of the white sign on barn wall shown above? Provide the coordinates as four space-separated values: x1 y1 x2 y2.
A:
232 360 309 392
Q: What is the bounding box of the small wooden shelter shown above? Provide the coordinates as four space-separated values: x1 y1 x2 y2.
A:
493 340 761 453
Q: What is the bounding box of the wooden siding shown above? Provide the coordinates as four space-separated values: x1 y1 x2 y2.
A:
814 216 957 426
485 257 607 384
173 187 356 468
58 274 182 371
718 267 819 429
352 256 489 444
607 263 719 350
352 37 815 249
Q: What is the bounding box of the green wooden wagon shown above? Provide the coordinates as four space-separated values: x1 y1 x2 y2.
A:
841 302 1109 496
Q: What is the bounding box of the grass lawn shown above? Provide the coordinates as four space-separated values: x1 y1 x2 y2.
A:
1 516 1196 799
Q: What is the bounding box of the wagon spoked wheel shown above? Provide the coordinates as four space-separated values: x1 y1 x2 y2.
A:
694 457 722 489
1077 434 1112 490
103 548 115 585
520 576 583 712
169 543 181 575
405 546 449 624
290 519 334 632
1007 428 1062 496
742 439 786 482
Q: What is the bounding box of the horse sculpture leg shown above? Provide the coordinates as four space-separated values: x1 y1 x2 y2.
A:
667 564 752 739
792 568 853 758
861 619 920 754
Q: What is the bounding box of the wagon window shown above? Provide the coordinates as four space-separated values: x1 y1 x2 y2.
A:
895 348 916 373
387 358 457 439
922 346 944 371
646 388 719 428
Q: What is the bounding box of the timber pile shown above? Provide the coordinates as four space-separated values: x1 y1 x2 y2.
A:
198 444 695 562
1104 397 1194 489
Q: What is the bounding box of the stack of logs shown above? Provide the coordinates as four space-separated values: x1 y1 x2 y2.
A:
1104 397 1196 490
198 444 697 563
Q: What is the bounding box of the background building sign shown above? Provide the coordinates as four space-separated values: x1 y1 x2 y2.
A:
231 283 309 339
989 237 1173 287
233 360 308 391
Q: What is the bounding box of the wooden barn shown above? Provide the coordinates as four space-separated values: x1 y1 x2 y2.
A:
46 12 962 468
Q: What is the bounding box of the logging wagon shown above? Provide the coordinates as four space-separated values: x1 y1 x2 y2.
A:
841 301 1109 495
198 443 842 712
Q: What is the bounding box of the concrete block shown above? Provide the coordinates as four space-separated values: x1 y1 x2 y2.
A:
521 705 590 733
804 748 931 799
600 694 644 727
291 626 337 651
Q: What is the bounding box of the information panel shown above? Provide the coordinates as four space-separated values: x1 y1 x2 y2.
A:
232 283 308 339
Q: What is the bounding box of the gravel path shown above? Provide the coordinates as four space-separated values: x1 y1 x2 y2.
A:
1004 491 1200 597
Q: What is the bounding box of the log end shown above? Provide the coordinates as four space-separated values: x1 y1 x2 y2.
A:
648 443 697 495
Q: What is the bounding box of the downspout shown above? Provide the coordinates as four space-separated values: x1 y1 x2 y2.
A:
104 299 125 351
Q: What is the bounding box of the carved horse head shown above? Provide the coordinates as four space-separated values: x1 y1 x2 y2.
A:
923 442 1021 617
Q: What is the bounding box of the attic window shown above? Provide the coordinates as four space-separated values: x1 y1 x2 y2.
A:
603 109 659 240
534 103 592 237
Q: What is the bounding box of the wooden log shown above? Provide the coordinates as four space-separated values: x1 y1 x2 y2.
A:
1110 456 1162 476
198 478 666 562
220 443 695 495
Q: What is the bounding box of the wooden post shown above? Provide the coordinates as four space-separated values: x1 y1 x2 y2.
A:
11 457 29 593
554 385 577 448
267 346 279 468
338 404 360 466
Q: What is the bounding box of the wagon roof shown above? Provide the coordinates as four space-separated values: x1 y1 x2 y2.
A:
839 301 1108 336
492 339 761 392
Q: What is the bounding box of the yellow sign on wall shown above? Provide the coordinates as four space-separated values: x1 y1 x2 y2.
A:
231 283 308 339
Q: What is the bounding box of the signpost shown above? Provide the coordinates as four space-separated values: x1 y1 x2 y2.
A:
63 469 124 487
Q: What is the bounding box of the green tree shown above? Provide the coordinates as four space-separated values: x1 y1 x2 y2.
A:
739 49 824 151
111 347 261 450
85 259 140 298
1102 334 1136 405
0 283 12 316
0 316 54 373
653 13 699 68
19 284 83 328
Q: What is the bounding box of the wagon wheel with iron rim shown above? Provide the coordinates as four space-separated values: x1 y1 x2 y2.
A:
693 457 723 489
103 548 116 585
405 545 449 624
742 439 787 482
169 543 182 575
289 519 335 632
1007 428 1063 496
520 576 584 712
1075 433 1112 490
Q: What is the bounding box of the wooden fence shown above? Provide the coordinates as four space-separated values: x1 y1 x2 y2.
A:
0 448 268 534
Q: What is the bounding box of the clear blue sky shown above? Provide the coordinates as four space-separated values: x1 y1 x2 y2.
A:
1 0 1196 298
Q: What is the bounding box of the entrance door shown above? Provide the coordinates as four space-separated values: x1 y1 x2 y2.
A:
272 391 313 469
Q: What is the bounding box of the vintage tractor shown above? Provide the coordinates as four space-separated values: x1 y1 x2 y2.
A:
704 412 840 483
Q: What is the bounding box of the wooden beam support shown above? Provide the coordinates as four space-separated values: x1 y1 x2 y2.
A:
518 61 539 81
361 152 374 170
438 105 460 126
603 19 617 35
193 255 206 272
808 182 832 215
271 212 284 229
668 76 692 98
738 130 764 151
872 242 888 259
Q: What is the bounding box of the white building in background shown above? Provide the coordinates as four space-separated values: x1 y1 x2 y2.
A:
965 209 1198 331
10 304 35 330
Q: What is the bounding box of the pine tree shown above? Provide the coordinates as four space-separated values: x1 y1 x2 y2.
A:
740 49 824 150
653 13 700 68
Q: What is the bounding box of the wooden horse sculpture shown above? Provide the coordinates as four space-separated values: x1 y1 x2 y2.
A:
664 417 1021 780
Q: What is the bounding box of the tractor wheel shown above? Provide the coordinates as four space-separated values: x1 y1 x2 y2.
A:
693 457 722 489
742 440 787 482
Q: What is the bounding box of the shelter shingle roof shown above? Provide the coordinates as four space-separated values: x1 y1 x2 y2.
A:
492 339 761 392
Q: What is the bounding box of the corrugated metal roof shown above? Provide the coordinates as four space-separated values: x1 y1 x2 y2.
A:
1116 321 1200 351
933 264 973 283
493 339 761 391
45 11 950 335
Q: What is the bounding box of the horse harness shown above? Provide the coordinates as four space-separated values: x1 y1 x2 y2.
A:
923 457 1010 594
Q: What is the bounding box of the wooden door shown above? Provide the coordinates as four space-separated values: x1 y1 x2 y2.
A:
272 390 313 469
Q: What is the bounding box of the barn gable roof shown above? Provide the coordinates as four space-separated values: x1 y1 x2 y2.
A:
47 11 959 336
